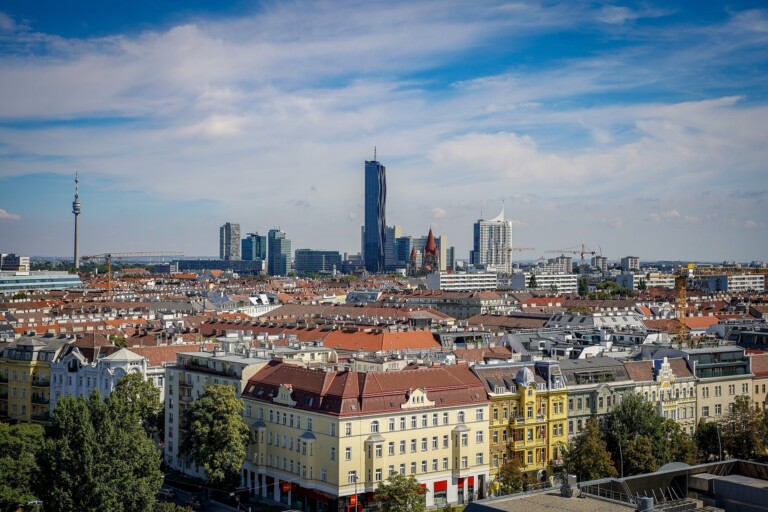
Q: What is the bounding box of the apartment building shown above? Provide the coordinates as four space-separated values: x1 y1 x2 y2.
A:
623 357 697 434
686 346 753 424
241 362 490 511
558 358 636 442
164 349 270 478
0 336 68 423
471 361 567 486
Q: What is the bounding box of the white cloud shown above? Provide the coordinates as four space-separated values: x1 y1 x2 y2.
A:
648 210 699 224
431 208 448 219
0 208 21 221
601 217 624 229
745 220 758 229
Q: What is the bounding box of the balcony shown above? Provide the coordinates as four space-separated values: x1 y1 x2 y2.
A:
31 394 49 405
179 381 193 388
31 380 50 388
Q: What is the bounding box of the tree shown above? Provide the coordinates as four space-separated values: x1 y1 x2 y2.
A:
374 473 427 512
563 418 617 482
154 503 194 512
637 278 647 291
721 395 766 459
578 277 589 297
528 274 537 289
35 392 163 512
497 458 525 495
181 384 252 488
112 371 164 440
0 423 44 511
694 421 722 461
623 436 657 475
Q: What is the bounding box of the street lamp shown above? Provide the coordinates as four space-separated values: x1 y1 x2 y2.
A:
353 474 359 512
716 423 723 462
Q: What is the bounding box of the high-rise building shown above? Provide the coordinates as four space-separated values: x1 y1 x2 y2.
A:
384 225 402 271
363 157 386 273
242 233 267 261
294 249 342 276
471 205 513 274
621 256 640 271
219 222 241 261
268 228 291 276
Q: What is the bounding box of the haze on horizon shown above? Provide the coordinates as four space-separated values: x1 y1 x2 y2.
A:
0 1 766 262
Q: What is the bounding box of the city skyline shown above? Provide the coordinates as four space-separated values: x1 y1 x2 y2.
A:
0 1 767 261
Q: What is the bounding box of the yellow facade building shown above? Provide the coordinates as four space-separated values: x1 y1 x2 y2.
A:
0 337 67 423
471 361 567 487
241 362 490 511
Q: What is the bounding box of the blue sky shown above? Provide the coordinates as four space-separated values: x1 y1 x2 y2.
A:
0 1 766 262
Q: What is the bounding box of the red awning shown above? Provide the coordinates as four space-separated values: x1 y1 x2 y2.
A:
468 476 475 487
458 478 465 488
434 480 447 492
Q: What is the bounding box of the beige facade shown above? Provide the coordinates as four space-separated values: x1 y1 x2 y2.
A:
242 363 490 511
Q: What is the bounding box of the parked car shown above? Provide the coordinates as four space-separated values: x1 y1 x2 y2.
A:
184 496 202 510
157 487 177 499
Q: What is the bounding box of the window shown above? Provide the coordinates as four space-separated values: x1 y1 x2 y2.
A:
443 412 449 425
493 454 499 468
461 456 468 469
527 429 533 441
461 433 468 447
421 460 427 473
433 459 438 471
411 416 417 429
375 445 382 458
443 435 449 448
527 451 533 464
388 442 395 455
458 411 465 423
476 453 483 465
702 406 710 417
400 417 406 430
729 384 735 395
715 386 722 397
411 439 417 452
371 420 379 433
599 396 604 409
743 383 750 394
476 431 484 443
493 409 499 421
422 415 428 427
527 406 533 418
348 471 357 484
703 387 709 398
503 407 508 420
433 413 439 426
389 418 395 431
421 438 427 451
577 398 582 409
493 431 498 443
432 436 438 449
345 447 352 461
388 465 395 476
330 423 336 436
269 410 274 422
375 468 382 481
307 418 312 431
410 462 416 474
443 457 449 470
345 422 352 436
502 430 508 442
476 408 484 421
399 464 405 475
400 440 406 454
715 404 722 415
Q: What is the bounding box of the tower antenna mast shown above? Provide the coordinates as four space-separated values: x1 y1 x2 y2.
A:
72 172 82 270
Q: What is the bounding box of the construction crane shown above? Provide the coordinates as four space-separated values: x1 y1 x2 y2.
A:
674 264 768 319
544 244 598 273
82 251 183 296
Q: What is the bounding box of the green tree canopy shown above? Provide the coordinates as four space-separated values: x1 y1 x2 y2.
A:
578 277 589 297
373 473 427 512
181 384 252 489
497 458 525 495
528 274 538 288
721 395 766 459
112 371 164 439
694 421 722 461
0 423 44 511
563 418 617 482
624 436 657 475
35 392 163 512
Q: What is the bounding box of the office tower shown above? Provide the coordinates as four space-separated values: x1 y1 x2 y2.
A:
384 225 402 271
72 173 81 270
219 222 241 261
268 228 291 276
294 250 342 276
363 155 386 273
471 205 513 274
242 233 267 261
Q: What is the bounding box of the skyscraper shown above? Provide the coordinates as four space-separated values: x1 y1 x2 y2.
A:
242 232 267 261
219 222 241 261
472 205 513 274
268 228 291 276
363 156 386 273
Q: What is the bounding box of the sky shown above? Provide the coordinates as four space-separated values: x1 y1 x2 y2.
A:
0 0 767 263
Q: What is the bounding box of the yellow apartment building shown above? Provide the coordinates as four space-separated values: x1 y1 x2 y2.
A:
0 336 68 423
241 362 490 512
471 361 567 488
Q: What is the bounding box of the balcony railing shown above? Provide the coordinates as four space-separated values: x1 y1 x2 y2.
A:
31 395 49 405
31 380 50 388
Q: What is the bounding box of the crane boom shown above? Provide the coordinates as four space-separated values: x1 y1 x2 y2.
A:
82 251 184 296
544 244 597 273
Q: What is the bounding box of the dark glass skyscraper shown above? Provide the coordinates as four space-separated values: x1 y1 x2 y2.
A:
268 228 291 276
363 159 386 272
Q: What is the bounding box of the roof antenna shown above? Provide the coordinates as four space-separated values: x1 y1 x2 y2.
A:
374 146 377 161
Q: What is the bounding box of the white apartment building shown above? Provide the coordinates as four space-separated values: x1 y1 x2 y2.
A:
427 271 498 292
505 272 578 294
471 206 513 274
